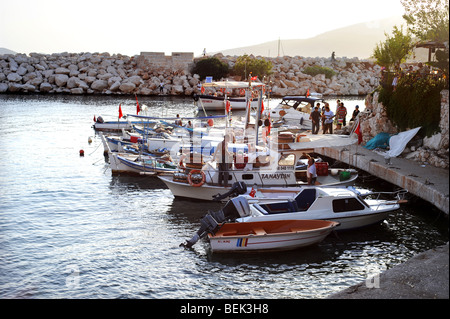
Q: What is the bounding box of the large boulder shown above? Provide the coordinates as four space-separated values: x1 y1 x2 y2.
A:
7 73 22 82
119 82 136 93
54 74 69 87
91 80 108 91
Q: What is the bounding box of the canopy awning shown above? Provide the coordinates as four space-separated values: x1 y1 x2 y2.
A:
202 81 265 88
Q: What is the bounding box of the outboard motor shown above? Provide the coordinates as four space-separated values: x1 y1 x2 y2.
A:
182 196 251 248
212 181 247 201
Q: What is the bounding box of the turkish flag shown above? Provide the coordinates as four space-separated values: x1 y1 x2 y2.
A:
354 122 362 144
135 95 140 115
118 104 123 119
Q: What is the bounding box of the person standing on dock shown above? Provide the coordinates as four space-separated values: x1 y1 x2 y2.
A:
322 105 335 134
336 102 347 129
310 104 321 134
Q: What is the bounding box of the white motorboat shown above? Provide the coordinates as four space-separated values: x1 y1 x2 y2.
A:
107 151 177 175
239 186 408 231
193 94 260 111
182 196 339 252
158 150 358 201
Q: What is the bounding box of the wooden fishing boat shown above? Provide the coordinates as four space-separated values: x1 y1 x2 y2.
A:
208 219 339 253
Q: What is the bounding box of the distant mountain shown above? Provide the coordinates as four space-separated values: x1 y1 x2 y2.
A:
217 16 406 59
0 48 17 55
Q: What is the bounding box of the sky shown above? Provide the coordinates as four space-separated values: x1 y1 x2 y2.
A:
0 0 405 57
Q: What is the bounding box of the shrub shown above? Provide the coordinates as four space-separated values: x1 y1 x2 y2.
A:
232 55 273 79
191 57 229 81
378 74 445 137
303 66 336 79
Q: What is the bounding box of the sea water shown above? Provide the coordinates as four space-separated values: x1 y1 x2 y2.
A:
0 94 447 299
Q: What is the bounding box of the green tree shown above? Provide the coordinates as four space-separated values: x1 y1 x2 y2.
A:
401 0 449 82
232 55 273 79
191 57 229 81
372 26 413 72
401 0 449 43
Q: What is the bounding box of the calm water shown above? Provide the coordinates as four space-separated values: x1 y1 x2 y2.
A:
0 94 447 299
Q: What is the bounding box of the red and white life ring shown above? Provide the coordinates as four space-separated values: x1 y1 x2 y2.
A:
187 169 205 187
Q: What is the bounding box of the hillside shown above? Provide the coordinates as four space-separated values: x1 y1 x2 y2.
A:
0 48 17 55
217 16 405 59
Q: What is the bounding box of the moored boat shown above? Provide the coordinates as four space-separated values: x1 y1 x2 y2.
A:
208 219 339 253
241 186 408 230
181 196 338 253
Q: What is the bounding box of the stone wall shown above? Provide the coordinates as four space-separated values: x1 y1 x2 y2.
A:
0 52 381 96
361 89 449 169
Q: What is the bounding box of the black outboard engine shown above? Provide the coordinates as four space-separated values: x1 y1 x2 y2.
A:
212 181 247 201
182 196 251 248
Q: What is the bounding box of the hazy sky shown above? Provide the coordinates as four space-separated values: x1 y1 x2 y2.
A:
1 0 405 57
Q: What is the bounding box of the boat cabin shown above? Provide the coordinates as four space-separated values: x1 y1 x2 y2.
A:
202 151 298 187
272 96 324 116
252 187 370 215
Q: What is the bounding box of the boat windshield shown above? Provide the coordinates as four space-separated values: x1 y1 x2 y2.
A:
278 153 296 166
281 99 313 114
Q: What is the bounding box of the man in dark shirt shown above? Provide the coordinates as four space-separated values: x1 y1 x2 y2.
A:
310 104 321 134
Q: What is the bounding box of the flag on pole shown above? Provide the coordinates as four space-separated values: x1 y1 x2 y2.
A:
118 104 123 119
306 89 310 97
135 95 140 115
354 121 362 144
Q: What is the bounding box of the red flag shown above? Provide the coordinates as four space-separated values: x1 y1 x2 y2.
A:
135 95 140 115
201 85 205 94
226 100 231 113
251 76 257 81
93 115 96 122
261 100 264 114
118 104 123 119
354 122 362 144
249 187 256 197
306 89 310 97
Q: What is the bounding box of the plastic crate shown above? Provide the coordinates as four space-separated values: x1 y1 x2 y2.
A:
315 162 329 176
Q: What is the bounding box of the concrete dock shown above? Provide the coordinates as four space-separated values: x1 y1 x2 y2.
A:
313 143 449 299
315 144 449 215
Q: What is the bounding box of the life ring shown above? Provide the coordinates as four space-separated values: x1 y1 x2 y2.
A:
187 169 205 187
279 110 286 117
239 89 245 96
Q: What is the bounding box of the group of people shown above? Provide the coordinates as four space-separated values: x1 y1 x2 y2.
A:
309 100 360 134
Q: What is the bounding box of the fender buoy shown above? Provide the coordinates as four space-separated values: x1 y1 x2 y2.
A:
239 89 245 96
192 93 199 101
279 110 286 117
79 149 84 157
207 118 214 127
187 169 205 187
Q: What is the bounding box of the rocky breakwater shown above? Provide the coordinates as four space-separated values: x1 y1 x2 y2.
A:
0 52 381 96
263 55 381 96
0 52 201 96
